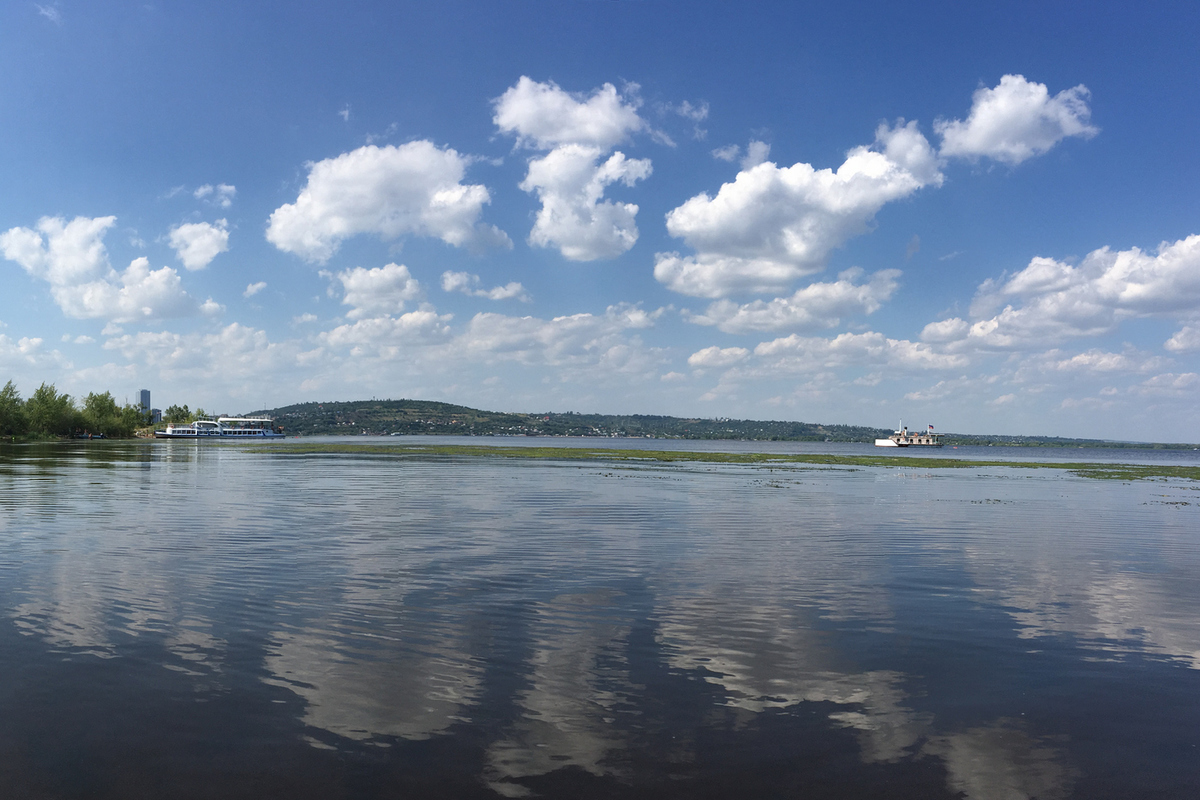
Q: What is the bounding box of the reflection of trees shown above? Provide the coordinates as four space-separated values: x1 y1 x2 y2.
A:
485 590 638 796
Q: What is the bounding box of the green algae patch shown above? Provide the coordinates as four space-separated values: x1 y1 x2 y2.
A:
252 441 1200 482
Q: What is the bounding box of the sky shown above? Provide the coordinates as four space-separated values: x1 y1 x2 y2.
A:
1 1 1198 441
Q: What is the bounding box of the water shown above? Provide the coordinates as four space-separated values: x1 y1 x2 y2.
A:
0 440 1197 798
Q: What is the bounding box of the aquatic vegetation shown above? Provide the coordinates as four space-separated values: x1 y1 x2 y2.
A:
257 442 1200 482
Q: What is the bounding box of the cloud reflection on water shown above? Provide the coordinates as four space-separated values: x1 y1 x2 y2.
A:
1 445 1196 797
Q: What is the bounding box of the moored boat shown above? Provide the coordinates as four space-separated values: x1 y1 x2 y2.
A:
154 417 284 439
875 422 942 447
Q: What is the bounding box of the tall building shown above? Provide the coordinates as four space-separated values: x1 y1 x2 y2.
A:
139 389 151 413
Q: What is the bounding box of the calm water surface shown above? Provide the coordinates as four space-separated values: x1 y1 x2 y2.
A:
0 439 1197 798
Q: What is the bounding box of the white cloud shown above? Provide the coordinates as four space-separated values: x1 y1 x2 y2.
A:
684 268 900 333
1 216 207 322
755 331 969 373
320 308 455 355
194 183 236 208
293 313 318 324
56 257 204 323
711 144 740 162
656 120 942 298
441 271 530 302
449 303 664 375
1044 348 1166 374
104 323 304 394
936 74 1098 165
665 100 708 123
1135 372 1200 396
923 235 1200 350
493 76 646 150
336 263 422 319
1 215 115 285
519 145 652 260
495 77 654 261
168 219 229 270
36 3 61 23
687 346 749 368
0 334 57 370
1165 325 1200 353
741 140 771 170
665 100 708 139
244 281 267 298
265 141 511 263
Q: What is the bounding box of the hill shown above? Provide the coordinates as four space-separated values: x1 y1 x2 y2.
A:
258 399 890 441
253 399 1197 447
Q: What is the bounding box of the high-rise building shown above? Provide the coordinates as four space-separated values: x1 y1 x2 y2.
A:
139 389 151 413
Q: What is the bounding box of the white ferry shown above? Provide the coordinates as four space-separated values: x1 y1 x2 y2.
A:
875 422 943 447
154 417 285 439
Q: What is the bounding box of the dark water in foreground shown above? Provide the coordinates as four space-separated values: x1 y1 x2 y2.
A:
0 441 1197 798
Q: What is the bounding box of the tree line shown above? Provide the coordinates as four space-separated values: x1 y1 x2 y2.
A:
0 381 152 439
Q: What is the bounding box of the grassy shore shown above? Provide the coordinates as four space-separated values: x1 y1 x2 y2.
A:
256 441 1200 482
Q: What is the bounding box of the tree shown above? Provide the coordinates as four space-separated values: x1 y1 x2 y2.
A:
0 380 27 436
81 391 142 437
25 383 79 436
164 404 190 423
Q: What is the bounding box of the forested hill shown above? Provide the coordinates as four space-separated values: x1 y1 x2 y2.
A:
260 399 891 441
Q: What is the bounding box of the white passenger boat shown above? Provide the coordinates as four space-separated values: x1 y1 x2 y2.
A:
154 417 285 439
875 422 942 447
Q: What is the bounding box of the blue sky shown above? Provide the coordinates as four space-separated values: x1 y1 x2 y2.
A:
2 1 1198 441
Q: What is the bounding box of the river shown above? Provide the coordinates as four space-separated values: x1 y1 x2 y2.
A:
0 438 1197 798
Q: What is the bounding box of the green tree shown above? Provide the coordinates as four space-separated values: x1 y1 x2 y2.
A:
81 391 141 437
25 383 79 436
164 404 190 423
120 404 146 434
0 380 27 436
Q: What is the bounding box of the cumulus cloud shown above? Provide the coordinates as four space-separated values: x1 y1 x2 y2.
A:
493 76 646 150
168 219 229 270
656 120 942 298
449 303 664 375
494 77 653 261
1 216 211 323
687 346 749 368
519 145 652 260
684 268 900 333
1165 325 1200 353
741 140 771 170
244 281 267 298
320 309 455 355
335 263 422 319
194 183 236 208
0 334 56 370
936 75 1098 165
922 235 1200 350
104 323 299 389
441 271 530 302
755 331 969 373
1135 372 1199 396
266 141 511 263
1042 347 1167 375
